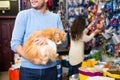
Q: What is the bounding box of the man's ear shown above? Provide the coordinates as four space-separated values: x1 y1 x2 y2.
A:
45 0 48 3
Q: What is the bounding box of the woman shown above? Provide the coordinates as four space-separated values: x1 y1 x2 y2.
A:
68 16 101 76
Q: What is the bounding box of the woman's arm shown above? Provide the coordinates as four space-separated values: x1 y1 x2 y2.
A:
82 28 101 42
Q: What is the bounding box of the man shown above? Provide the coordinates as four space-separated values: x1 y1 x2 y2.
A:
11 0 64 80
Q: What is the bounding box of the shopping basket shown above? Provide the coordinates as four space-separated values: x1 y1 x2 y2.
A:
78 68 103 80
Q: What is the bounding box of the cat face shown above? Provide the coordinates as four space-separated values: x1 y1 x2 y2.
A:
51 29 66 45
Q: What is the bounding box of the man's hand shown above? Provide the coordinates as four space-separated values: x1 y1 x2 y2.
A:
34 37 48 46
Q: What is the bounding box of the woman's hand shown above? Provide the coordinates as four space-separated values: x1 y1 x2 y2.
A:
87 24 92 30
94 29 102 35
34 37 48 46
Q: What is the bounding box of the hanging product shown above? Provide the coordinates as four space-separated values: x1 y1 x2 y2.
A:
112 33 120 44
100 0 110 2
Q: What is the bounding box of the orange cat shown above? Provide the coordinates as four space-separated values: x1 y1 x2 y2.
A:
23 28 66 65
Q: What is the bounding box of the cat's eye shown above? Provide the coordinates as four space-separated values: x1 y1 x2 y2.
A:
55 33 60 37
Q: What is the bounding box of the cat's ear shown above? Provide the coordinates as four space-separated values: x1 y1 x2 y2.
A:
62 32 66 41
63 32 66 37
52 31 55 35
61 32 66 38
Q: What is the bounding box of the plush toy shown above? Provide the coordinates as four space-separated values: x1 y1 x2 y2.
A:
23 28 66 65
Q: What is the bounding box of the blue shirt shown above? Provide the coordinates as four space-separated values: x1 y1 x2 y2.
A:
11 8 64 69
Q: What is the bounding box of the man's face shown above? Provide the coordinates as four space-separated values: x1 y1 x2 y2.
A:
30 0 47 9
